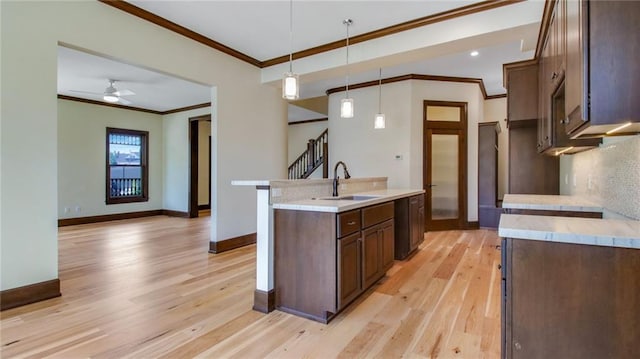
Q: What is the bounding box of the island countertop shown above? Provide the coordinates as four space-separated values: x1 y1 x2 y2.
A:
499 213 640 249
272 189 425 213
502 194 603 212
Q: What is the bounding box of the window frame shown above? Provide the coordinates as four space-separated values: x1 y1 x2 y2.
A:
105 127 149 205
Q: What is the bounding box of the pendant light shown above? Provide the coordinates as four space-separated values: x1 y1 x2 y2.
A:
374 68 386 129
340 19 354 118
282 0 299 100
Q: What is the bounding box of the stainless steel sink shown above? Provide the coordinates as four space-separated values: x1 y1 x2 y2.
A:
312 195 380 201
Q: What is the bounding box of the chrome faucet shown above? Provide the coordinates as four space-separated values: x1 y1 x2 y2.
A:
332 161 351 197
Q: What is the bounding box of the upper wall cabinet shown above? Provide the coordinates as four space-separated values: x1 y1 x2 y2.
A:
564 0 640 138
504 60 538 124
537 0 601 155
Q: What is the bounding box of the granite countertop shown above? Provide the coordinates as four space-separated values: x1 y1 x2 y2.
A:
502 194 603 212
499 214 640 249
272 189 425 213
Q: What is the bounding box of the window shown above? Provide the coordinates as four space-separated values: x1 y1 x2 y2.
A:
106 127 149 204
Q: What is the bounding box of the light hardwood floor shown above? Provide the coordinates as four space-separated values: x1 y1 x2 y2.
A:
1 215 502 358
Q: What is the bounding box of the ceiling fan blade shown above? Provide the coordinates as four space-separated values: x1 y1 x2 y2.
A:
118 97 133 105
114 89 135 96
69 89 103 96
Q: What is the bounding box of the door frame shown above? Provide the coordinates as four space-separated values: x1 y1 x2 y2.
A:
423 100 468 231
188 114 211 218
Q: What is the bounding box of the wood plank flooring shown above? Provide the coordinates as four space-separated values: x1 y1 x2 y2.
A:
1 215 501 358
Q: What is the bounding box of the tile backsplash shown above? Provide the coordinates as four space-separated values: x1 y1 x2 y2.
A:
269 177 388 204
560 135 640 220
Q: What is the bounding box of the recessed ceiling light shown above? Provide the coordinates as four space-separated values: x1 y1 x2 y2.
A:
470 51 479 57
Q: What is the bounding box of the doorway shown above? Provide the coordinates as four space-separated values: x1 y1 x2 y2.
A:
189 114 212 218
423 101 467 231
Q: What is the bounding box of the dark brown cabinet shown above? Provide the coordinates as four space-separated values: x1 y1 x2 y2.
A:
408 196 424 251
563 0 640 137
501 238 640 359
505 61 538 123
504 61 560 195
538 0 600 155
508 123 559 195
478 122 501 227
337 231 361 309
275 201 395 323
394 194 425 259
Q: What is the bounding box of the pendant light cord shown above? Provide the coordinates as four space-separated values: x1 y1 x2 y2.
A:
378 68 382 113
344 19 351 98
288 0 293 73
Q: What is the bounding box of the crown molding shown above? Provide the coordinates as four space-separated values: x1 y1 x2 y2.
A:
100 0 525 69
98 0 261 67
262 0 526 67
325 74 506 100
58 95 210 115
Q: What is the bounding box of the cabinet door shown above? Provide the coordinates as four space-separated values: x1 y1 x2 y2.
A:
362 226 381 289
565 0 587 133
409 195 425 250
538 38 552 152
380 219 395 272
507 65 539 122
337 232 362 310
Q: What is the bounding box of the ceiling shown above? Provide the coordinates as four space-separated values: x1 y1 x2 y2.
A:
57 0 545 118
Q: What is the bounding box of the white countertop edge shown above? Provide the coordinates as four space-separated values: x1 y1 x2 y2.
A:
272 189 425 213
501 194 603 212
498 214 640 249
502 203 604 212
231 180 270 186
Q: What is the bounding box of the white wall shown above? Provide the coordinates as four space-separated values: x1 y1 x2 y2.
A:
162 107 210 213
482 97 509 199
328 80 484 222
198 120 211 206
1 1 286 291
58 100 164 218
329 81 413 189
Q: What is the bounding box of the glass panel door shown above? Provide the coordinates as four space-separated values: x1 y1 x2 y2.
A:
431 134 459 220
424 101 467 231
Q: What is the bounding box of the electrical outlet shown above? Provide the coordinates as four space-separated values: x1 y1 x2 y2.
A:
75 206 81 213
572 174 577 187
564 174 569 185
587 174 593 190
271 188 282 197
64 207 70 213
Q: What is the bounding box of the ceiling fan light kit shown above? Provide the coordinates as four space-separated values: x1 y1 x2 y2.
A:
340 18 354 119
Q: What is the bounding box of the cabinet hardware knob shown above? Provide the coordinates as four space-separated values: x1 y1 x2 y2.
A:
551 72 558 79
347 221 356 225
498 264 502 270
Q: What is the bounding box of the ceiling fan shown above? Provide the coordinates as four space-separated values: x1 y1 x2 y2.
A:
70 79 135 105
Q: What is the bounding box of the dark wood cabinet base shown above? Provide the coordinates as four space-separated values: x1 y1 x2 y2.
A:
502 238 640 359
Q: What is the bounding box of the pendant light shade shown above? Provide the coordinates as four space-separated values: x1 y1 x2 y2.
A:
283 72 299 100
341 98 354 118
282 0 299 100
374 68 385 129
374 113 386 129
340 19 354 118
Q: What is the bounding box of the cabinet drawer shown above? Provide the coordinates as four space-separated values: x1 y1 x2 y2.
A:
337 209 361 238
362 202 394 228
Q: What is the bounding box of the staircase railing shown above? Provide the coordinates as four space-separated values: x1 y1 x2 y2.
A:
288 129 328 179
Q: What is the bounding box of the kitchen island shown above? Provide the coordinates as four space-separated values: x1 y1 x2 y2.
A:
498 213 640 358
274 189 424 323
